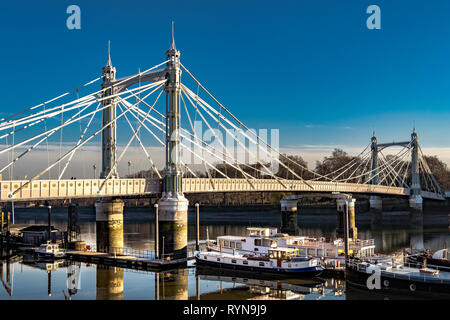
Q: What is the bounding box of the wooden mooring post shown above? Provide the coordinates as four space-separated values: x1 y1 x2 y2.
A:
154 204 159 260
344 199 350 268
195 203 200 251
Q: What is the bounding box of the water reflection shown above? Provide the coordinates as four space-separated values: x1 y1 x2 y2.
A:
193 266 344 300
96 265 124 300
1 208 448 300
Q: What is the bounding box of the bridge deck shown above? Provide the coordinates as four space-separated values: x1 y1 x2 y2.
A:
0 178 444 202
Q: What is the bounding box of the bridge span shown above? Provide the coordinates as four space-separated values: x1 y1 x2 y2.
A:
0 177 445 202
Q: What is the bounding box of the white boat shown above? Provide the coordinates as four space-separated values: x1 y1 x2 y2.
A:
195 247 324 277
35 241 65 259
207 227 376 269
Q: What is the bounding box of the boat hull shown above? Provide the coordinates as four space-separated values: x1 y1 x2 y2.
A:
345 267 450 298
195 256 323 277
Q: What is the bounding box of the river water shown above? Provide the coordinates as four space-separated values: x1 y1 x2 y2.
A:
0 207 448 300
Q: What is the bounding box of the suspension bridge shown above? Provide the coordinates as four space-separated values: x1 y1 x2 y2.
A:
0 26 445 257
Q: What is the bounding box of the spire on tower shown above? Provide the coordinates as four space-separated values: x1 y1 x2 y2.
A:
107 40 112 66
170 21 176 50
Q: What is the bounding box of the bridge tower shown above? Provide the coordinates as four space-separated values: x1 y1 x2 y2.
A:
369 132 382 212
95 43 124 253
409 129 423 213
156 27 189 259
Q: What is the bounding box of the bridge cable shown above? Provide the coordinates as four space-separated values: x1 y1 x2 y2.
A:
97 86 165 193
8 83 162 198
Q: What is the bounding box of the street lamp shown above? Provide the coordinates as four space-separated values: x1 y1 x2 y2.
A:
93 164 96 179
128 160 132 177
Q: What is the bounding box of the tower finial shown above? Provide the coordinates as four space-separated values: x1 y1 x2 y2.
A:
170 21 176 50
107 40 112 66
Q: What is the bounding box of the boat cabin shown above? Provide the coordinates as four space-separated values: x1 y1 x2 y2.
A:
247 227 278 237
268 248 299 261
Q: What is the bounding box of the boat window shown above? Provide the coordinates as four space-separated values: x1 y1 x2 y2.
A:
231 259 237 264
224 240 229 247
259 262 265 267
262 239 271 247
308 248 315 256
317 249 323 256
217 258 221 262
204 256 207 259
288 263 292 268
299 248 306 255
254 239 262 246
236 242 242 249
326 249 336 257
243 260 248 265
230 242 236 248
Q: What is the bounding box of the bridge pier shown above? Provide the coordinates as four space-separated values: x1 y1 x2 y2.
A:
409 195 423 214
157 194 189 259
95 198 124 253
336 198 357 240
280 196 299 235
369 195 382 212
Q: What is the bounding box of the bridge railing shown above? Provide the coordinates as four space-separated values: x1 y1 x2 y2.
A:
0 178 162 201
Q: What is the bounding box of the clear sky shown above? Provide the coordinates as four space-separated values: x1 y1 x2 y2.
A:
1 0 450 176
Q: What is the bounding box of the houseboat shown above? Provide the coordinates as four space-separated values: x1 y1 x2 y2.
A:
207 227 376 269
346 258 450 297
195 247 324 277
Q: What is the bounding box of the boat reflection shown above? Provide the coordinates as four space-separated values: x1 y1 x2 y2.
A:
194 266 345 300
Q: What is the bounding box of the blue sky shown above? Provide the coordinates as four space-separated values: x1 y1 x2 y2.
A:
1 0 450 172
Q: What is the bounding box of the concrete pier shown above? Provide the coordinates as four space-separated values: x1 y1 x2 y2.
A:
157 194 188 259
95 198 124 253
336 198 357 240
409 195 423 214
369 195 382 212
280 197 299 235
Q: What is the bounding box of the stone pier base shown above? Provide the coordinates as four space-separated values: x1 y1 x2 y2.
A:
280 197 299 235
95 198 124 253
336 198 357 240
157 193 189 259
369 196 382 212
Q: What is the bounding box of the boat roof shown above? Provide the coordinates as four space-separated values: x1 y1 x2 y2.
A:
269 247 298 252
217 235 245 241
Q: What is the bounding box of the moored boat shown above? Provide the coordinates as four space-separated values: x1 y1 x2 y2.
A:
195 247 324 277
34 241 65 260
345 258 450 297
207 227 376 270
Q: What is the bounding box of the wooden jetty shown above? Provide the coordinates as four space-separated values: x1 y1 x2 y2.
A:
65 250 192 271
